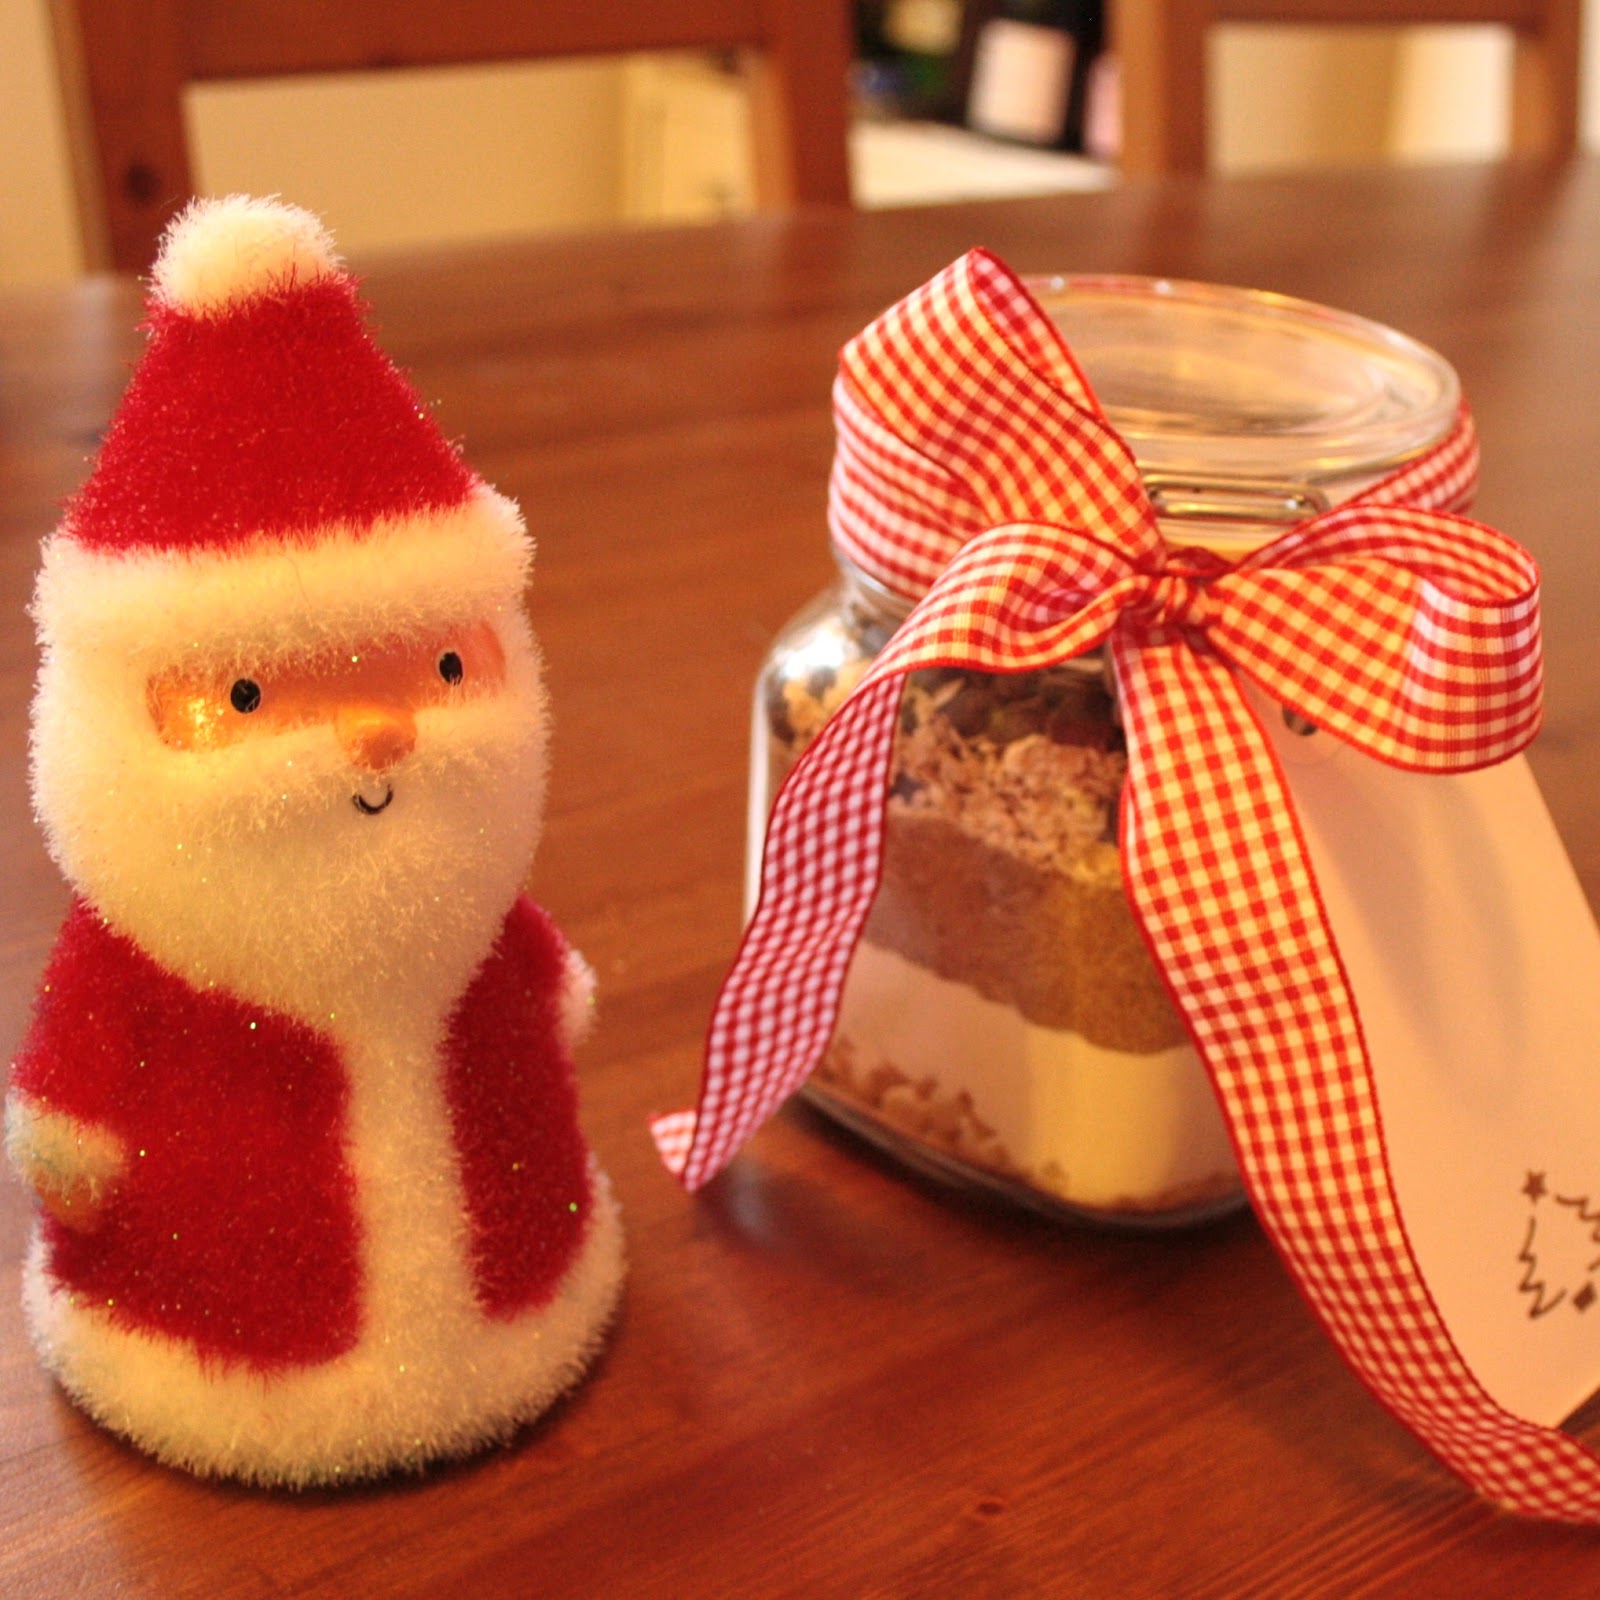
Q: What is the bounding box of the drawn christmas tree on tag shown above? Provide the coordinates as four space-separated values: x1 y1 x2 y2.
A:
1517 1172 1600 1319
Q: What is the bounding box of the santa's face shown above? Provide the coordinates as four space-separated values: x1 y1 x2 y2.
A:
147 622 510 812
32 607 549 1031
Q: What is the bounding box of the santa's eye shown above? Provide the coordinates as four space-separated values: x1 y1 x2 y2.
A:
230 678 263 714
438 651 464 685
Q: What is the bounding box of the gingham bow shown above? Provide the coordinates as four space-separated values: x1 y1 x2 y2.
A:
654 252 1600 1520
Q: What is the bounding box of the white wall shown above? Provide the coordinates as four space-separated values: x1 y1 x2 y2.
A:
1212 28 1403 171
0 0 81 283
1216 7 1600 171
1393 27 1515 161
1212 23 1530 171
190 62 628 255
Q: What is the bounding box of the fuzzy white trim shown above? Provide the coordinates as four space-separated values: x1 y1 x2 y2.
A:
22 1163 624 1488
5 1093 127 1210
35 486 531 673
559 948 598 1053
152 196 341 316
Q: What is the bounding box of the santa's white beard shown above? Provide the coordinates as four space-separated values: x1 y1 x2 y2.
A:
31 640 549 1032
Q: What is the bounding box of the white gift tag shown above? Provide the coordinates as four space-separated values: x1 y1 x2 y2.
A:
1257 690 1600 1426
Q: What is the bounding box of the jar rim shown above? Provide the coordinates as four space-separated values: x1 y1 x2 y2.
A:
1025 274 1461 487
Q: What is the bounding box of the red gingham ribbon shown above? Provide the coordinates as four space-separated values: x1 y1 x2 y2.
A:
652 251 1600 1519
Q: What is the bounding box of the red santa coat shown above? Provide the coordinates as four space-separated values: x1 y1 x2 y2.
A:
11 894 594 1371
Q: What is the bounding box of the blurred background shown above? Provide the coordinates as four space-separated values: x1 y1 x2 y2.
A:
4 0 1600 288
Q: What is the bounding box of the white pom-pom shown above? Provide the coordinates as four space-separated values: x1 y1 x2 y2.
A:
151 195 342 314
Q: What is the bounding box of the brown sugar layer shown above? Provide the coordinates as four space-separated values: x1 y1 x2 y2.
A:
862 809 1189 1052
763 662 1189 1051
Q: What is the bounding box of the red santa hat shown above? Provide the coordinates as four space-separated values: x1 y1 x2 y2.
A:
33 195 530 668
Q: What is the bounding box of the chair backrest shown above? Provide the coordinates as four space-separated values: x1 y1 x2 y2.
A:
51 0 854 273
1113 0 1582 174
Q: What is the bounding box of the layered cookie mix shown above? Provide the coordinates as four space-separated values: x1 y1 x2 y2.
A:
758 650 1242 1223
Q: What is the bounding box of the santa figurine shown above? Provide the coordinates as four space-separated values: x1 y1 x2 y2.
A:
3 196 624 1487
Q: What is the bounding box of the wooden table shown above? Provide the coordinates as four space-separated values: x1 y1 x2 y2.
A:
5 161 1600 1597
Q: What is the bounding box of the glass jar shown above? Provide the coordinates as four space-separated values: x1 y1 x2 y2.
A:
751 276 1461 1227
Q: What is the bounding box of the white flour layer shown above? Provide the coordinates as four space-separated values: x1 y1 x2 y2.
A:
831 940 1241 1216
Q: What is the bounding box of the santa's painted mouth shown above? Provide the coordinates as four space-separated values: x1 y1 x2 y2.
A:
352 782 395 816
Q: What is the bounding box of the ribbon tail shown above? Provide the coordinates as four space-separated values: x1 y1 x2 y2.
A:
1112 631 1600 1522
658 674 905 1191
649 1109 699 1178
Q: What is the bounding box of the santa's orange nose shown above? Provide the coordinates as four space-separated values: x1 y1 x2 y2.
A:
336 703 417 772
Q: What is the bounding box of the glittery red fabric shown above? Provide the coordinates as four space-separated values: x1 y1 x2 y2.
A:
13 900 363 1368
64 277 475 554
443 896 593 1317
13 896 593 1368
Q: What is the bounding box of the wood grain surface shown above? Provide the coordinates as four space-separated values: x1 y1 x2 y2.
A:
4 161 1600 1597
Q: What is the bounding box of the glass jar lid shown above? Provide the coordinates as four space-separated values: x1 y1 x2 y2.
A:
1028 274 1460 490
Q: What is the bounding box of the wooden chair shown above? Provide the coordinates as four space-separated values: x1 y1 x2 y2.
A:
50 0 854 273
1113 0 1582 174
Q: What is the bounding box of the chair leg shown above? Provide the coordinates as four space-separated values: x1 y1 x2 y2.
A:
1114 0 1212 176
50 0 194 273
747 0 853 208
1509 0 1581 159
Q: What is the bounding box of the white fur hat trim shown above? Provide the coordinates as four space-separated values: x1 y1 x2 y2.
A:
35 486 531 669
